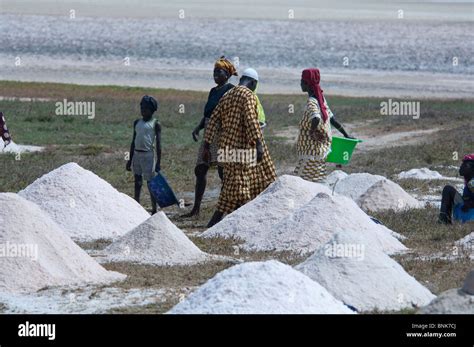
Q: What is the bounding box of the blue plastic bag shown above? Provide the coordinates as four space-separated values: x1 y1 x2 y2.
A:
148 172 180 208
453 204 474 223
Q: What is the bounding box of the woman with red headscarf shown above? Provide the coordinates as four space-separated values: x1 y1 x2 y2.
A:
295 68 352 182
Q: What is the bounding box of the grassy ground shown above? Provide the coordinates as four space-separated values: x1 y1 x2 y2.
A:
1 80 473 313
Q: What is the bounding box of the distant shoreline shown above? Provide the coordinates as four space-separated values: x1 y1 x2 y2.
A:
1 80 473 101
1 66 472 99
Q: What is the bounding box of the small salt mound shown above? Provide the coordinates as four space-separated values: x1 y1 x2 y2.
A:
102 212 209 265
19 162 150 242
168 260 354 314
456 232 474 259
418 289 474 314
357 179 424 212
398 168 444 180
419 271 474 314
324 170 348 188
295 232 435 312
0 139 43 154
241 192 406 255
456 231 474 254
333 173 385 200
200 175 332 241
0 193 125 293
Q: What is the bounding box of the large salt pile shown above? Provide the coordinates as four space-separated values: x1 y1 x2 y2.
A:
330 172 423 212
295 232 435 312
168 260 354 314
0 193 125 293
19 162 150 241
357 179 424 212
200 175 332 241
419 271 474 314
332 173 385 200
102 212 209 265
235 192 406 255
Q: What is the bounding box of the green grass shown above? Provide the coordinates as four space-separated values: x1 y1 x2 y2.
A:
2 80 472 193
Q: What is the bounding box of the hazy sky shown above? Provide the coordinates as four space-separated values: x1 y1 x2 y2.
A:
2 0 473 20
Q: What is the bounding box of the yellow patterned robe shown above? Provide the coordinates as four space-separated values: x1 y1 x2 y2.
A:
295 97 333 182
205 86 276 213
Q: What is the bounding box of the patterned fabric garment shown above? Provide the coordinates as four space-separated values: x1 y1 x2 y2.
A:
0 112 12 145
295 97 333 182
205 85 276 213
294 158 327 183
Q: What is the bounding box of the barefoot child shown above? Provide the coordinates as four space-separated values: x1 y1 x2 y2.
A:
438 154 474 224
126 96 161 214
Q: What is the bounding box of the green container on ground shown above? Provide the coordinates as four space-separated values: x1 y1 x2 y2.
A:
326 136 363 165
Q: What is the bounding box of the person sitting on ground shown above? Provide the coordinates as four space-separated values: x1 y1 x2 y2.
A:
438 154 474 224
126 95 161 215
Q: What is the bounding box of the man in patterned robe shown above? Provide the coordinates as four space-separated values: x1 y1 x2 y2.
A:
203 68 276 227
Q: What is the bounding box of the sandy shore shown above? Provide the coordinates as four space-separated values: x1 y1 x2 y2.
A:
2 66 472 99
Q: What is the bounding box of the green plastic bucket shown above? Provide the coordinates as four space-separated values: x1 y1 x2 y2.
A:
326 136 363 165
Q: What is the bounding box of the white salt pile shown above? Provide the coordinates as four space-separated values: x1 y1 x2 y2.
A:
168 260 354 314
397 168 461 181
295 232 435 312
200 175 332 241
329 172 423 212
332 172 385 200
0 193 125 293
357 179 424 212
19 162 150 242
398 168 444 180
324 170 348 188
234 192 406 255
456 232 474 259
102 212 209 265
0 139 43 154
419 271 474 314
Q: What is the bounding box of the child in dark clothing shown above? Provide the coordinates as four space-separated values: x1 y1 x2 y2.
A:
126 95 161 214
438 154 474 224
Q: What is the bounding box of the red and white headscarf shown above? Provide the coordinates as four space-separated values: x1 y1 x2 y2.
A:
302 68 329 122
463 153 474 162
0 112 12 146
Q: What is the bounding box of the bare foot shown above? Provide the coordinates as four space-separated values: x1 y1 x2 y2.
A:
180 208 200 218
